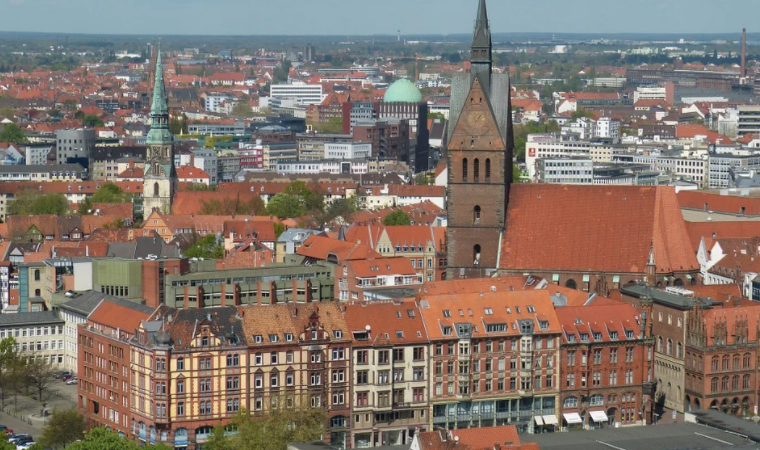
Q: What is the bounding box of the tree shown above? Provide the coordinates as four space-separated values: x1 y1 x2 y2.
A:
0 433 15 450
40 409 85 449
7 190 69 216
184 234 224 259
232 102 253 117
205 399 326 450
266 194 306 219
309 117 343 135
428 112 446 123
383 209 411 226
79 183 132 214
0 123 27 145
25 357 56 401
318 195 361 225
0 337 21 407
513 164 522 183
66 428 171 450
414 172 433 185
284 181 324 212
82 114 104 128
273 222 285 240
571 108 595 120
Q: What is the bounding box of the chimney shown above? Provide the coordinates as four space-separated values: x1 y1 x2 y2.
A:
741 28 747 78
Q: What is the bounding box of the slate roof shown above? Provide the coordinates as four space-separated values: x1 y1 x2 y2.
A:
0 311 62 326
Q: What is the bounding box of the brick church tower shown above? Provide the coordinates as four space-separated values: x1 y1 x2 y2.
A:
446 0 514 278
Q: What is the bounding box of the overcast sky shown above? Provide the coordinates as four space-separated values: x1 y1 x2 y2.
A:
0 0 756 36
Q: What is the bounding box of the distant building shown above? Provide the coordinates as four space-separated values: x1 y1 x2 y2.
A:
737 106 760 136
270 82 324 105
56 128 95 167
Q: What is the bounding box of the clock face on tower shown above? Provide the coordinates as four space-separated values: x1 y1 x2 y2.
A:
465 111 489 135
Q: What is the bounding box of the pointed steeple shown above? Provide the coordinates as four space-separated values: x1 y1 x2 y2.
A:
151 47 168 116
146 43 172 145
470 0 492 90
473 0 491 48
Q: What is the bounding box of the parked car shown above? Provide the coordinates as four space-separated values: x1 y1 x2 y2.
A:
16 440 34 450
65 377 77 385
0 426 14 435
8 433 33 444
54 370 72 379
62 373 74 381
8 435 31 444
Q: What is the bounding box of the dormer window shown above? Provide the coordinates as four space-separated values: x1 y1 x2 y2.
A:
609 331 618 340
442 326 452 336
269 334 278 342
625 330 634 339
334 330 343 339
253 335 263 344
311 331 318 340
580 333 589 342
593 332 602 341
201 336 209 346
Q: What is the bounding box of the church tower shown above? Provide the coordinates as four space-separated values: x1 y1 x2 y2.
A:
446 0 514 278
143 46 176 215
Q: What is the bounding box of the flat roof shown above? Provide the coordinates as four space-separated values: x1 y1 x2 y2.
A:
521 422 753 450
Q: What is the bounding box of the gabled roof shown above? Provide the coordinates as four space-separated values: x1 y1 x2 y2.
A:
297 235 381 261
348 257 417 278
556 303 643 344
417 290 561 340
501 185 698 274
343 300 427 346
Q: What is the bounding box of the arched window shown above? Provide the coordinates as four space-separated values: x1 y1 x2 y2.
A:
743 374 751 390
658 337 663 353
711 377 718 393
462 158 468 181
721 376 729 392
473 245 481 265
485 158 491 182
331 416 346 428
33 269 40 281
153 182 160 197
667 339 673 356
677 342 683 359
589 394 603 406
565 279 577 290
563 396 578 408
473 206 481 225
734 354 741 370
34 289 40 297
722 355 730 371
712 356 719 371
743 353 751 369
473 158 480 182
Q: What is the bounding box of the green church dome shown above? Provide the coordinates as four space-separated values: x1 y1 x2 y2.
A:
383 79 423 103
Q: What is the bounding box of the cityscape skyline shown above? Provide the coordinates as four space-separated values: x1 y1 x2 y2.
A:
0 0 757 36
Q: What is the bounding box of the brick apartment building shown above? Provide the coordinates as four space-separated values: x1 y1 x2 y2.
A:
78 299 155 436
556 303 655 429
685 300 760 416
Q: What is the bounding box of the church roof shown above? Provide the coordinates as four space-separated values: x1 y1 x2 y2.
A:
499 185 698 274
472 0 491 49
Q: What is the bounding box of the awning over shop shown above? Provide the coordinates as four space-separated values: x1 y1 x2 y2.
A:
542 415 559 425
590 410 609 422
563 412 583 424
534 416 544 425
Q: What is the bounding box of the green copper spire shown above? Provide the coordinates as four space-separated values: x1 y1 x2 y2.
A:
146 44 173 145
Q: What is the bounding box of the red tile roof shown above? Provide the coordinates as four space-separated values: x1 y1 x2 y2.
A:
88 300 153 332
501 185 698 274
343 300 427 346
678 190 760 216
556 303 643 344
297 235 381 261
